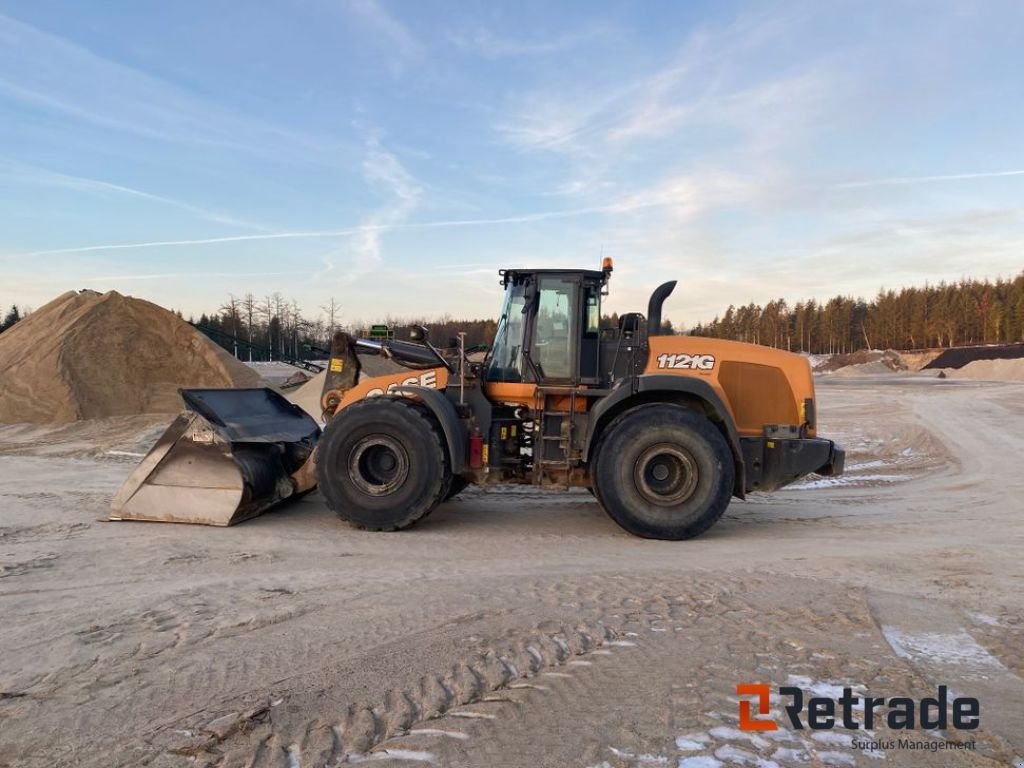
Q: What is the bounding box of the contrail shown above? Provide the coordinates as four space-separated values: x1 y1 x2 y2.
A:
90 270 299 282
13 229 367 258
10 203 641 259
835 169 1024 189
0 161 274 233
9 169 1022 260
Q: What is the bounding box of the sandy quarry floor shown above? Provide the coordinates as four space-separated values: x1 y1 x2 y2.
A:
1 379 1023 768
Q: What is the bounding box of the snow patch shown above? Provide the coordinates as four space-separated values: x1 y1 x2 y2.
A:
791 474 909 490
447 711 495 720
608 746 670 764
882 626 1005 670
678 757 724 768
675 734 710 751
369 749 436 763
707 726 770 749
818 752 855 766
770 746 810 762
811 732 853 747
406 728 469 740
714 744 779 767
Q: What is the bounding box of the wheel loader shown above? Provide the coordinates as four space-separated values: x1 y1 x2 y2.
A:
110 260 844 540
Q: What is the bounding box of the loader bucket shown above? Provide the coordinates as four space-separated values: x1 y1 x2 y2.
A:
110 388 321 526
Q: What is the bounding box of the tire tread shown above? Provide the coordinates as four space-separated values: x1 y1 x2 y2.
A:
316 397 449 531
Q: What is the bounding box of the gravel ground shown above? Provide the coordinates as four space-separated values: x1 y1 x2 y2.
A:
1 378 1022 767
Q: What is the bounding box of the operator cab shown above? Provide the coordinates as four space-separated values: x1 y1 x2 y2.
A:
486 265 610 386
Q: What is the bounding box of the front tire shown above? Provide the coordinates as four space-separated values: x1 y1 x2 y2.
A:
592 404 734 540
445 476 470 501
316 397 449 530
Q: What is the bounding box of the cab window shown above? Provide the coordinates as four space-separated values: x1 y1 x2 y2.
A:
486 282 528 382
532 277 576 380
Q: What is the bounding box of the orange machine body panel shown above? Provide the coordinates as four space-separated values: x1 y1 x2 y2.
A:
482 339 815 437
482 382 586 412
344 340 815 440
645 336 816 437
332 366 450 412
483 382 537 407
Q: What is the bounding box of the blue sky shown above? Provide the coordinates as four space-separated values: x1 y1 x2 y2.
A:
1 0 1022 327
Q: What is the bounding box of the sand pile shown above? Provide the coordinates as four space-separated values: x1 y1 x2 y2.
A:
898 350 942 371
281 369 313 388
945 358 1024 381
830 360 899 377
0 290 264 424
818 349 905 376
288 369 329 419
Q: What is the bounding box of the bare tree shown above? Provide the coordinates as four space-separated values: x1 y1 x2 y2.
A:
219 294 241 358
259 295 275 360
241 292 256 362
321 297 340 340
290 298 303 358
271 293 286 357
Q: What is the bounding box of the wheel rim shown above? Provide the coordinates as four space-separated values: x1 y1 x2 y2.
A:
348 435 410 496
633 443 699 506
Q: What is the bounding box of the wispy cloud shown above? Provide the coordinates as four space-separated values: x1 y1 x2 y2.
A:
0 162 272 231
347 138 423 277
0 12 339 158
449 24 606 58
346 0 422 69
488 7 840 245
605 169 767 219
495 9 801 156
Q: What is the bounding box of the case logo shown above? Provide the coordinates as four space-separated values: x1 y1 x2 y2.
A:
656 353 716 371
366 369 439 397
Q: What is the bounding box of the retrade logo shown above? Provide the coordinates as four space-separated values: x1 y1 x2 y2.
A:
736 683 979 732
736 684 777 731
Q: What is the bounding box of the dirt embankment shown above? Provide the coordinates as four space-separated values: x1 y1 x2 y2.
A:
814 349 904 373
896 349 943 371
813 345 1024 381
924 342 1024 370
0 290 263 425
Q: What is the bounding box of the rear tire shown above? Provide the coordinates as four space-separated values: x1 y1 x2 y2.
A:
316 397 449 530
592 404 734 540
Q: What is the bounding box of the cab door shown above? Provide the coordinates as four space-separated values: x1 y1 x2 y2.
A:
530 276 578 382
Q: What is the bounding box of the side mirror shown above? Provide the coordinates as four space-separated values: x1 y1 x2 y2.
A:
409 324 429 343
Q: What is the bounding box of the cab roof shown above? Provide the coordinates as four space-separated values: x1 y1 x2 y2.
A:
498 268 609 286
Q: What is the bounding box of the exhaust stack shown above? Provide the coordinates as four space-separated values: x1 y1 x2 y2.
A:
647 280 677 337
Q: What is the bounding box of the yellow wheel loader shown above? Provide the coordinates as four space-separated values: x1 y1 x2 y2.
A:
111 260 844 540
